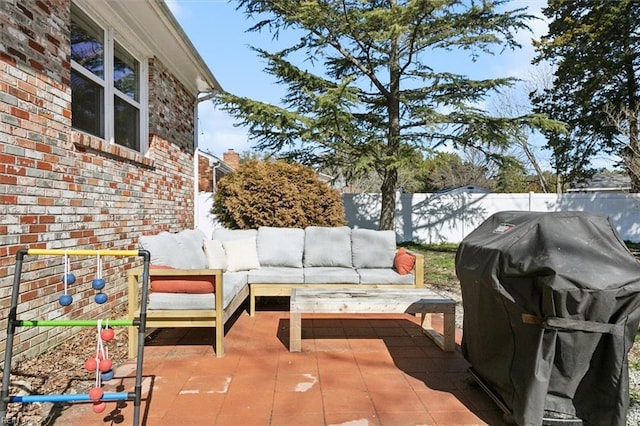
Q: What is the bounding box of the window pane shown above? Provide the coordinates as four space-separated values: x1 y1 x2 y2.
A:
71 5 104 78
114 42 139 102
114 96 140 151
72 70 104 138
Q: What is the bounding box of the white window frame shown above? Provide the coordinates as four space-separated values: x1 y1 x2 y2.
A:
70 7 149 153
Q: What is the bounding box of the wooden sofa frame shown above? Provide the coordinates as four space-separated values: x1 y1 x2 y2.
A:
127 268 249 359
127 250 424 358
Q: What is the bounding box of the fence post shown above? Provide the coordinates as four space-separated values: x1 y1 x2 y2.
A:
529 192 533 211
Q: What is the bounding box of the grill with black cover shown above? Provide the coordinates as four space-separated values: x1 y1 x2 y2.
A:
456 211 640 425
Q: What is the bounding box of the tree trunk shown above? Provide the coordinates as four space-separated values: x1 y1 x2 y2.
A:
379 169 398 230
520 141 549 193
379 21 401 231
556 172 563 195
623 15 640 193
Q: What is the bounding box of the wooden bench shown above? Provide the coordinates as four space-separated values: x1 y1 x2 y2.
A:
289 288 456 352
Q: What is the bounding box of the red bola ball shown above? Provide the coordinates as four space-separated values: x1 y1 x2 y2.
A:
99 359 112 372
88 387 103 401
92 401 107 413
100 328 115 341
84 357 97 371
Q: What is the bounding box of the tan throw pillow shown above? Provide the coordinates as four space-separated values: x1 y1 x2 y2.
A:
222 237 261 272
203 240 227 270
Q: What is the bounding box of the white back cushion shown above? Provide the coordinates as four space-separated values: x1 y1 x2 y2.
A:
257 227 305 267
139 229 207 269
351 228 396 268
138 232 176 267
303 226 352 267
173 229 208 269
212 228 257 241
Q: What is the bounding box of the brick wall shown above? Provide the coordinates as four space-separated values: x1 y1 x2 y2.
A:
0 1 198 360
222 149 240 171
198 155 214 192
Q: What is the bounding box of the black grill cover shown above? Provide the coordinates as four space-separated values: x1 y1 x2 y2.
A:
456 211 640 425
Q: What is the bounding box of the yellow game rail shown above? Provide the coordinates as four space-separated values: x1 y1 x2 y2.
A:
27 249 140 257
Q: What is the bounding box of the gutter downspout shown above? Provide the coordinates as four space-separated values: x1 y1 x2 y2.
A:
212 159 221 194
193 92 218 229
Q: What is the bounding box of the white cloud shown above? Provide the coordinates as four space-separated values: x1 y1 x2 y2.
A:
196 101 253 157
501 1 549 78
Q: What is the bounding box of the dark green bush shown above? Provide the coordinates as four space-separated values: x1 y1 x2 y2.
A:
211 160 346 229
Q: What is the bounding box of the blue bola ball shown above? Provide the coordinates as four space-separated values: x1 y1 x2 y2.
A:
94 292 108 304
59 294 73 306
101 370 114 381
92 278 106 290
61 273 76 285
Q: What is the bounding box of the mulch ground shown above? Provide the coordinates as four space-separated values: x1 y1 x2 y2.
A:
1 312 130 425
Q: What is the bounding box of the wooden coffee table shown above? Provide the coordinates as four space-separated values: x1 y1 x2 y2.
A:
289 288 456 352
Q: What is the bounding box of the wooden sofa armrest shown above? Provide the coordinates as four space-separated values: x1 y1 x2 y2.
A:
405 250 425 288
127 268 225 358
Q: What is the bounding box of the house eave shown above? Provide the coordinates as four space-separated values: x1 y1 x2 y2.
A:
74 0 221 96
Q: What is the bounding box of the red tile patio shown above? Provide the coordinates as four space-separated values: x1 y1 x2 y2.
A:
53 304 506 425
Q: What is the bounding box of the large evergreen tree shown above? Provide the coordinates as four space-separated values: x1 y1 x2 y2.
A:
216 0 558 229
533 0 640 192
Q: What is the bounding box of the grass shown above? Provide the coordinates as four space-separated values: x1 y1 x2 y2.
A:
400 242 459 292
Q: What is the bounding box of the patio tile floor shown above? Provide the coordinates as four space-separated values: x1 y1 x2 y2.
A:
54 304 506 425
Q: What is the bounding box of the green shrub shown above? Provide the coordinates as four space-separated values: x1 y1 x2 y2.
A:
211 160 346 229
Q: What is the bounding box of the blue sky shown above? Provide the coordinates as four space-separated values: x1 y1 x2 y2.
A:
167 0 554 162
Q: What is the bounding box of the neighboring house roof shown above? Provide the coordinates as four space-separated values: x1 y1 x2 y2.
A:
76 0 221 95
197 149 235 174
317 172 334 184
568 174 632 192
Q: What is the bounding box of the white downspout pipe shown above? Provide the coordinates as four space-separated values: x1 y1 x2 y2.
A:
193 92 218 229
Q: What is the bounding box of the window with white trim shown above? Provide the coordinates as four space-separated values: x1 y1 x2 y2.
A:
71 4 147 152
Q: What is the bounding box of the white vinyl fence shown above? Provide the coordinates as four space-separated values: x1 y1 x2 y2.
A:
197 191 640 243
344 192 640 243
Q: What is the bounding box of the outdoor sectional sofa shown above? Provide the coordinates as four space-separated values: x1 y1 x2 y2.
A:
127 226 424 358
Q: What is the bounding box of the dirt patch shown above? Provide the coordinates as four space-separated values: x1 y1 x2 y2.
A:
1 311 129 425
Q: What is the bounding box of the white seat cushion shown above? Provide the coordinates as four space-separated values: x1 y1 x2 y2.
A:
222 271 249 307
248 267 304 284
357 268 415 285
148 293 214 310
303 267 360 284
148 271 248 310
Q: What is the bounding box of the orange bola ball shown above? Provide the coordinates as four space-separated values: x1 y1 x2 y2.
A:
92 401 107 413
84 357 97 372
88 386 103 401
100 328 115 341
99 359 112 372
